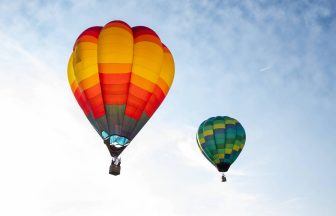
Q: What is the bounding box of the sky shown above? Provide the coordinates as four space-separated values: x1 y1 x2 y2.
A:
0 0 335 215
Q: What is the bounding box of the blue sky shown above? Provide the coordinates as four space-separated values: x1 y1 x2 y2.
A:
0 0 335 215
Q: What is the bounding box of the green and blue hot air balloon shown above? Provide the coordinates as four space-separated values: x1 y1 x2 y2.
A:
196 116 246 182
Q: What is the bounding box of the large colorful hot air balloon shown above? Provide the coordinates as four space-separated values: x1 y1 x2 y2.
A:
196 116 246 182
67 20 175 175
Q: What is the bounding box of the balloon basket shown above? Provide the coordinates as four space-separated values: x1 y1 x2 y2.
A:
109 163 121 176
221 173 227 182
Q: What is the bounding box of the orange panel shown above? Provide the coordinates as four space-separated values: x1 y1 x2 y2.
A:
98 63 132 74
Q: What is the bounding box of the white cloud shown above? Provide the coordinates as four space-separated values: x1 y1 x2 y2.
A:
0 35 279 215
0 26 264 216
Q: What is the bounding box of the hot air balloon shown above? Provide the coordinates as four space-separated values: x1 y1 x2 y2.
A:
196 116 246 182
67 20 174 175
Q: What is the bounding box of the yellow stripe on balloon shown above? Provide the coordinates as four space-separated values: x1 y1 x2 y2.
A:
98 25 134 64
157 46 175 94
79 73 100 90
67 53 77 92
156 78 169 95
214 123 225 129
203 129 214 136
131 41 163 84
225 149 232 154
73 42 99 85
74 65 99 84
130 74 155 92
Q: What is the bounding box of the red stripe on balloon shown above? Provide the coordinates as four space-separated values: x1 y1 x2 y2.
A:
73 87 91 116
83 84 105 119
144 86 166 117
73 26 102 50
99 73 131 84
100 73 131 105
125 84 152 120
132 26 159 38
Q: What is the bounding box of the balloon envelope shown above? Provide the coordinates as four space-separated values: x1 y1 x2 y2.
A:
67 20 175 156
196 116 246 172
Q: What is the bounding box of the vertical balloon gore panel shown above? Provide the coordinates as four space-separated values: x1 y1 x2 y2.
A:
98 21 133 136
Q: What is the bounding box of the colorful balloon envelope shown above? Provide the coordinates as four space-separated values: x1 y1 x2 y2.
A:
67 20 175 175
196 116 246 181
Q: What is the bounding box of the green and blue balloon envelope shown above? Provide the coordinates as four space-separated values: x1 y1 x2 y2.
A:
196 116 246 173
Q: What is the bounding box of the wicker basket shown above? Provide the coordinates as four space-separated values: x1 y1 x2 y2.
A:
109 164 121 175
